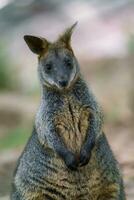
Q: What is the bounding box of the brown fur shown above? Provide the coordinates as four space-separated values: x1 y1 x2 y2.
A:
54 95 91 154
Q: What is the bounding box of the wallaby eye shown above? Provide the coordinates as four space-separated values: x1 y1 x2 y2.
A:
64 58 73 68
45 63 52 73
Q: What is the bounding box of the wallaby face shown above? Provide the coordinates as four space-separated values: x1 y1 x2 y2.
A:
24 22 80 90
38 46 79 90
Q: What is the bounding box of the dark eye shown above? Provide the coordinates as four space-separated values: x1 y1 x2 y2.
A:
65 59 73 68
45 63 52 73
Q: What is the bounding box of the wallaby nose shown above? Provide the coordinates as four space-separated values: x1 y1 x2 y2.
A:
59 80 68 87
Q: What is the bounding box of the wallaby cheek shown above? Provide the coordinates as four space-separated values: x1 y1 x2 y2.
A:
69 67 77 85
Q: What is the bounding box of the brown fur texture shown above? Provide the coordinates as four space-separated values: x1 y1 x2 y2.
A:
54 95 91 154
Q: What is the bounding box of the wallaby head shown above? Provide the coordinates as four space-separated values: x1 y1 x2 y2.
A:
24 22 80 90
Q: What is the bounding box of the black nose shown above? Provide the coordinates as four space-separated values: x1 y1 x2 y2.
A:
59 80 68 87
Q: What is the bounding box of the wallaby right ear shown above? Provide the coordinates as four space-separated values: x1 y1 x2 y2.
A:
24 35 49 55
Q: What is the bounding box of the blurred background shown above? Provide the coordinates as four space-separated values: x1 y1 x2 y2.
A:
0 0 134 199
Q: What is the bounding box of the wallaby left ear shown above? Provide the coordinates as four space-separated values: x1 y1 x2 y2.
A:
24 35 49 55
58 22 78 46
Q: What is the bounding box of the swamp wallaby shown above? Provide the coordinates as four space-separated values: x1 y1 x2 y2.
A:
11 23 126 200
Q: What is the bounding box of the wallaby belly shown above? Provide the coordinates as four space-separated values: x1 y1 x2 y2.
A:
15 148 119 200
43 146 119 200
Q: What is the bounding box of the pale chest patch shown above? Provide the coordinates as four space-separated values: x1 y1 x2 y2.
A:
54 96 91 154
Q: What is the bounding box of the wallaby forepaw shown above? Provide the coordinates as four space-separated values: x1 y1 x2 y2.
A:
79 148 91 167
64 151 78 171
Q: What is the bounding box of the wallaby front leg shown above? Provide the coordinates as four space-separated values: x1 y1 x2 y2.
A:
79 110 102 167
37 113 79 171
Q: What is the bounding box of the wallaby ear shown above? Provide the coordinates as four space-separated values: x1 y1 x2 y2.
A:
58 22 78 47
24 35 49 55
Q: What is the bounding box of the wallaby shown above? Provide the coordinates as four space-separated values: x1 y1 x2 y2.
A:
11 22 126 200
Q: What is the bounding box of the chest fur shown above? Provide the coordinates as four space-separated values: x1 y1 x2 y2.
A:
54 96 90 153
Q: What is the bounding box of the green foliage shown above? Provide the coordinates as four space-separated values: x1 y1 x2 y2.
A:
127 34 134 54
0 42 17 91
0 126 31 150
105 106 121 124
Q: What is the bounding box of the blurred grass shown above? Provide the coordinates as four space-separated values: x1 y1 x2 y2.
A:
0 42 19 91
0 127 31 150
